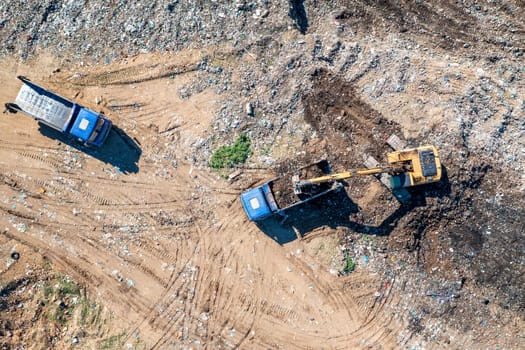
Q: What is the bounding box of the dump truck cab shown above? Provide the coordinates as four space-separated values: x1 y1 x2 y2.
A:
240 184 278 221
69 107 112 147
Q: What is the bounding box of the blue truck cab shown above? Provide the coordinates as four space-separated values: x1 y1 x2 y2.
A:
69 106 112 146
240 160 341 222
241 183 279 221
7 76 112 147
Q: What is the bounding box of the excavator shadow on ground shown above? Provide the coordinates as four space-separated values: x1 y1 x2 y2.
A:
255 166 451 244
38 122 142 174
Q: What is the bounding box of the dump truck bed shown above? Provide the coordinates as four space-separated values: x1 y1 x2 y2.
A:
270 160 335 209
241 160 341 221
14 79 76 131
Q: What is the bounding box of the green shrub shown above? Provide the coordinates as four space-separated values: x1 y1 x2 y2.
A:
210 135 252 169
343 256 355 274
57 278 80 296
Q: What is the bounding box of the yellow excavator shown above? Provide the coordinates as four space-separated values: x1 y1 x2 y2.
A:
293 145 441 194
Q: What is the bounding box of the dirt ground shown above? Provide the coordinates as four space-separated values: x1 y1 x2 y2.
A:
1 2 525 350
1 54 398 350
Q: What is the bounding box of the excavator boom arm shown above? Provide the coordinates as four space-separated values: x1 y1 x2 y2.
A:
295 166 393 187
292 145 440 196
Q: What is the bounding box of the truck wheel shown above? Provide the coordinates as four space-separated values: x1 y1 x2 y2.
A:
11 252 20 260
4 103 19 114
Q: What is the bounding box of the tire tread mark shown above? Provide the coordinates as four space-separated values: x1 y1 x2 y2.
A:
289 254 363 325
17 151 62 169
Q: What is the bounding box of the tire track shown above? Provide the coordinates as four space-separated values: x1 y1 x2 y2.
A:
180 224 211 344
149 260 201 348
235 292 299 323
2 169 201 214
0 142 64 153
185 223 226 346
119 255 170 289
124 231 202 347
201 212 267 348
288 253 364 326
191 223 242 348
150 263 201 349
16 151 64 169
69 62 200 86
337 277 403 348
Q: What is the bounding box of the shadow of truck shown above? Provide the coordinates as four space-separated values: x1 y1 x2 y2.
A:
255 188 359 244
38 123 142 174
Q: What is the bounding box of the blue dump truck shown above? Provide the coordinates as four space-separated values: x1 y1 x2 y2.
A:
241 160 342 221
5 76 112 147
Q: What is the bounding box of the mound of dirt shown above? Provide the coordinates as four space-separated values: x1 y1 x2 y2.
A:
270 160 333 208
303 68 402 168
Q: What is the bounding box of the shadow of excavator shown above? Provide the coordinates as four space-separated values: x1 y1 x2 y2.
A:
255 166 451 245
38 122 142 174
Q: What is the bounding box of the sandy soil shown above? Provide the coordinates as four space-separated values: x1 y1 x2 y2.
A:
0 53 409 349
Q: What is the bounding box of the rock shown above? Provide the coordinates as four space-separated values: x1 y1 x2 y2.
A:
245 102 254 116
228 170 242 181
112 270 123 282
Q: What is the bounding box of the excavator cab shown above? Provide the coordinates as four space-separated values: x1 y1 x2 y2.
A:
387 145 441 189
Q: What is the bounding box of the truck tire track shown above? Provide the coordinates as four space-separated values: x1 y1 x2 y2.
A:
16 151 63 169
69 62 200 86
288 253 363 326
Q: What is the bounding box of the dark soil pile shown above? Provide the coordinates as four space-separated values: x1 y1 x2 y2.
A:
270 160 333 208
303 68 402 169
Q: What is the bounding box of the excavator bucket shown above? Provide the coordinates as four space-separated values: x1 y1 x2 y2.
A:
292 174 303 195
293 174 335 195
291 160 340 196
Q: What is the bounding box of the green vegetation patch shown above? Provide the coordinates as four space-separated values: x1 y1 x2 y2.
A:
343 256 356 274
57 277 80 296
41 275 86 326
210 135 252 169
99 332 126 349
80 296 102 326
